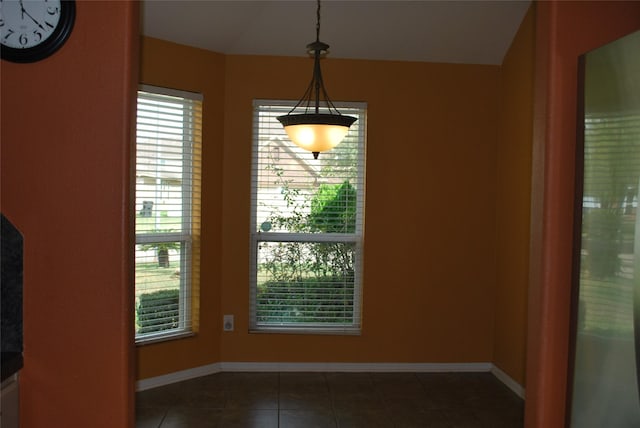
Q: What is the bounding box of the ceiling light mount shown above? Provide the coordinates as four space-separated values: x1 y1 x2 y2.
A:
277 0 357 159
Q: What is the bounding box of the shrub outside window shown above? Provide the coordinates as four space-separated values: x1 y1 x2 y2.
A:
134 85 202 343
250 100 367 334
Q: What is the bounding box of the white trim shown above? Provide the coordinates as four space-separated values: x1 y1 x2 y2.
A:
136 362 526 397
136 361 493 391
249 100 367 333
218 361 492 373
136 362 525 400
135 331 194 346
139 84 203 101
136 362 221 391
490 364 526 399
253 99 367 111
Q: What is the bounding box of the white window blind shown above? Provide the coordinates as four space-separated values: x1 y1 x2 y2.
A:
579 112 640 333
134 85 202 343
250 100 367 334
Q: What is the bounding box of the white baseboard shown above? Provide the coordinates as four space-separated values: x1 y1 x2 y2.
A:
136 361 525 399
137 361 496 391
490 364 526 399
136 362 222 391
219 361 492 373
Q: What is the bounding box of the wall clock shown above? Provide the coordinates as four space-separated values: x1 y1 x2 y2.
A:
1 0 76 63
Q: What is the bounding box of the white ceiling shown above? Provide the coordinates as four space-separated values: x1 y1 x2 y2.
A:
141 0 531 65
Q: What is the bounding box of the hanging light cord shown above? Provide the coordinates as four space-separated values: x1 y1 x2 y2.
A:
315 0 321 43
284 0 343 116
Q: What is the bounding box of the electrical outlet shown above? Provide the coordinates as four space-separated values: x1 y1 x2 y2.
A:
223 314 234 332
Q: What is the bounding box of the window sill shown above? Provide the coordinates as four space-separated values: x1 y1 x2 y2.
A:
135 330 195 346
249 327 361 336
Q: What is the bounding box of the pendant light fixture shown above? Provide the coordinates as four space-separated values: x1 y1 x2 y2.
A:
277 0 357 159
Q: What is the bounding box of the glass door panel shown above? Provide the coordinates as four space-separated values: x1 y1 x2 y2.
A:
569 30 640 427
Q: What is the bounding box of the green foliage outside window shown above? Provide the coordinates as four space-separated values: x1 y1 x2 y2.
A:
257 275 354 324
309 182 357 233
257 180 357 324
136 289 179 334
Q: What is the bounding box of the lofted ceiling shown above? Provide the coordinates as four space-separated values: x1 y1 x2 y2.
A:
141 0 531 65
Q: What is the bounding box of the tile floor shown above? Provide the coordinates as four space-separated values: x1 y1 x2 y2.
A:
136 372 524 428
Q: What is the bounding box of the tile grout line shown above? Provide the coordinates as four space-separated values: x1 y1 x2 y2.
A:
156 408 167 428
277 372 281 428
324 372 340 428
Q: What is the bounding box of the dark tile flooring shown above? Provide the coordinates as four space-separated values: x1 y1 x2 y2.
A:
136 372 524 428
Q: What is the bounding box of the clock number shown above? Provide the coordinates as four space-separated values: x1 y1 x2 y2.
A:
33 29 43 42
3 28 14 40
47 6 60 16
0 18 4 28
19 33 28 46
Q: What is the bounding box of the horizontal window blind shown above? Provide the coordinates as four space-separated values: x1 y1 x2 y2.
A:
578 111 640 335
250 100 366 334
135 85 202 342
583 113 640 212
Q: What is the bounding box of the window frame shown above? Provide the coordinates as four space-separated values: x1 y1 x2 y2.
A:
249 99 367 335
134 84 202 344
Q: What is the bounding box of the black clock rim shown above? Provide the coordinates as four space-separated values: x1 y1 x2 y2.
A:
1 0 76 64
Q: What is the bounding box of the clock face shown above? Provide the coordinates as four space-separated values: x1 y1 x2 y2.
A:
0 0 75 63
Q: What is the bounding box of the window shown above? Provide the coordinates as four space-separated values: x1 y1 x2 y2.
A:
578 111 640 329
134 85 202 343
250 100 367 334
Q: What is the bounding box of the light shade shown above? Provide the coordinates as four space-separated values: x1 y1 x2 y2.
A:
277 113 357 158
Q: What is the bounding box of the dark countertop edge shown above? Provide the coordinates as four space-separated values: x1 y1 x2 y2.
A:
1 352 23 382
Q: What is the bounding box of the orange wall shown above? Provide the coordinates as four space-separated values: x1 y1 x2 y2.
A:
526 1 640 427
220 56 500 363
136 39 501 375
494 5 535 386
0 2 137 427
136 37 225 380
